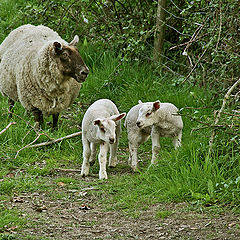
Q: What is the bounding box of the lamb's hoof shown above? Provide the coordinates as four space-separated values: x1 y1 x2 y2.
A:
99 173 108 180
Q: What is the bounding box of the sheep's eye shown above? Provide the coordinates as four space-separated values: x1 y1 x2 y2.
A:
100 126 105 132
61 52 69 60
146 112 151 117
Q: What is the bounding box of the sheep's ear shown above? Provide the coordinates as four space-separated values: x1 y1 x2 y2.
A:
153 101 160 111
53 41 63 54
69 35 79 46
94 119 101 126
138 100 143 104
110 113 126 122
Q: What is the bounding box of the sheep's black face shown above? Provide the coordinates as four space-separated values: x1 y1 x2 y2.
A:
53 42 89 83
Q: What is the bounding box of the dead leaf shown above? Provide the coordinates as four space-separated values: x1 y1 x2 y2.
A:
12 197 24 203
5 226 18 233
228 222 236 228
35 205 47 212
80 205 91 210
57 182 66 187
6 173 15 178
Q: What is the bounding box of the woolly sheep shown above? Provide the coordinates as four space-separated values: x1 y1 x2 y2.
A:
81 99 126 180
126 100 183 170
0 24 89 128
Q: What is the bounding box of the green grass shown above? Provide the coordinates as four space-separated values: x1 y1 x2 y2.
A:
0 49 239 208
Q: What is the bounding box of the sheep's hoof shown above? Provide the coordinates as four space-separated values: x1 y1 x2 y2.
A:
81 173 88 178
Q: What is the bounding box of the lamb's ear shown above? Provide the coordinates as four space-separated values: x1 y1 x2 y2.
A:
138 100 143 104
94 119 101 126
110 113 126 122
69 35 79 46
153 101 160 111
53 41 63 54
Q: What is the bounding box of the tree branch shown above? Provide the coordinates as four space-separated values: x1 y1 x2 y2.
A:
209 78 240 151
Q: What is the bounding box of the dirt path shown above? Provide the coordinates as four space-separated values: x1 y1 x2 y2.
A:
6 180 240 240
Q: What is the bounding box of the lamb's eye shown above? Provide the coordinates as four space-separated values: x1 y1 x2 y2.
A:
146 112 151 117
100 126 105 132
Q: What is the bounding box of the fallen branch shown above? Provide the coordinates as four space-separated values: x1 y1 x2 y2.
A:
29 131 82 148
0 122 16 135
209 78 240 151
54 168 81 173
15 133 44 158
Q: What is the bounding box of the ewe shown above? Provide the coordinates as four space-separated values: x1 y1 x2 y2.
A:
81 99 126 180
0 24 89 128
125 100 183 171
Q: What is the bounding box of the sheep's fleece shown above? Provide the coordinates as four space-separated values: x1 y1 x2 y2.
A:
0 24 88 118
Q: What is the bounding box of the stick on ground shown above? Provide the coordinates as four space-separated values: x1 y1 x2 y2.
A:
29 131 82 148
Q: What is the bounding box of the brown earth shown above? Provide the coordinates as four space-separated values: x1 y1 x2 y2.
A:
4 171 240 240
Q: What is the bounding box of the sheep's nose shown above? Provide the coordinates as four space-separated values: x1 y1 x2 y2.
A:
109 138 114 144
80 69 89 77
136 121 141 127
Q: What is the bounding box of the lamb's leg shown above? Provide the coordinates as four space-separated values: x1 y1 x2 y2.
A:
151 128 160 164
129 142 139 172
109 138 119 168
8 99 15 118
89 142 97 166
98 143 109 179
173 130 182 149
81 137 91 177
32 108 43 129
52 113 59 129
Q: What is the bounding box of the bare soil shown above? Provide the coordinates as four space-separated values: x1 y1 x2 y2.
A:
4 171 240 240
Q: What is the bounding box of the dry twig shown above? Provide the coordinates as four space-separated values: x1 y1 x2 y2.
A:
29 131 82 148
209 78 240 151
0 122 16 135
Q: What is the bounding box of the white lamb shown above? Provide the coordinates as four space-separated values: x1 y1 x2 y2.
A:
125 100 183 171
0 24 89 128
81 99 126 180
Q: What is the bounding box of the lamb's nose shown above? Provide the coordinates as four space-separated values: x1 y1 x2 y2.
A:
109 138 114 144
136 121 141 127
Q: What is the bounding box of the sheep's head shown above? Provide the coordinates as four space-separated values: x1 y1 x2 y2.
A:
93 113 126 144
136 101 160 128
53 35 89 83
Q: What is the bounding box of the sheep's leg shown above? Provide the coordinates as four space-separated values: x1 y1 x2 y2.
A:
32 108 43 129
129 142 139 172
81 137 91 177
109 138 119 168
151 128 160 164
98 143 109 179
89 143 97 166
8 99 15 118
173 130 182 149
52 113 59 129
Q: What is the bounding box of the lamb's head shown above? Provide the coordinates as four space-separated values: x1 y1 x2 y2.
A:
93 113 126 144
53 35 89 83
136 100 160 128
